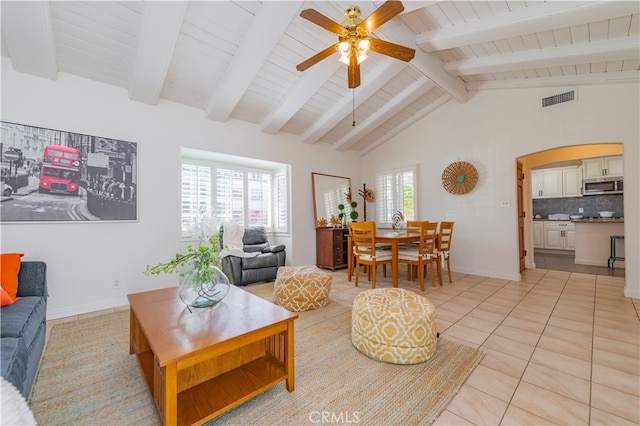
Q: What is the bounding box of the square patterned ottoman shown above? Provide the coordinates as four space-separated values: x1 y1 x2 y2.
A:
273 266 332 312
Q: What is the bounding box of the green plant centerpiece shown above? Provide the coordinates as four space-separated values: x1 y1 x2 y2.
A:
144 233 230 311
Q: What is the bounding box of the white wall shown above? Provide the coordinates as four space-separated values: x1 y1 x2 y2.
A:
1 58 361 319
363 84 639 299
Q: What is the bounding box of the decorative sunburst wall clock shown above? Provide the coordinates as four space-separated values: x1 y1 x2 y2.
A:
441 161 478 195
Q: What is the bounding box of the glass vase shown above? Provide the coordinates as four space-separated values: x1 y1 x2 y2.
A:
178 265 230 309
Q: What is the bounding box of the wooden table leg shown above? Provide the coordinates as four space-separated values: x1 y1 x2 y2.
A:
285 320 295 392
347 235 353 282
391 240 398 288
161 363 177 426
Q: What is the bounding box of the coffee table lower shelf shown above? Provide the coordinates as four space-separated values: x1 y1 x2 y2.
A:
136 352 287 425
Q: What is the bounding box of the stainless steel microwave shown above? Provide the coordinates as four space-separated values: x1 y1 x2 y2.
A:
583 177 623 195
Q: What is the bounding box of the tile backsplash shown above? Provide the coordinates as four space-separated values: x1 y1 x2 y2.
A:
533 194 624 218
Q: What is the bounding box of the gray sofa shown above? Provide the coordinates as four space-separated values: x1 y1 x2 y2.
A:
1 261 47 399
219 226 286 285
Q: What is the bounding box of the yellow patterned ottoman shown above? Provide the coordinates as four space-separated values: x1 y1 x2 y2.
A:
273 266 332 312
351 288 437 364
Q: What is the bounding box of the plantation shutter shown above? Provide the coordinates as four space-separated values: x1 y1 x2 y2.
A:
375 166 417 226
215 168 244 226
181 164 212 237
247 171 271 227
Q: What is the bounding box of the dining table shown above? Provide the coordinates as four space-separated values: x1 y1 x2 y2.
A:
347 228 422 288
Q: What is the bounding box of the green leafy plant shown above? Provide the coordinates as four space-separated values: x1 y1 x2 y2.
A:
144 233 223 284
349 201 359 221
337 203 346 219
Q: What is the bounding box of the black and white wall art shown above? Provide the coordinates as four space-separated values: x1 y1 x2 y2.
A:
1 121 138 222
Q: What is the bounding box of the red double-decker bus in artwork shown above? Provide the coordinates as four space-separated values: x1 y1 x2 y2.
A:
39 145 82 195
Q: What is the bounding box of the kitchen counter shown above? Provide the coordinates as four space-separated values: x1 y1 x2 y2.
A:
572 218 624 223
533 218 624 223
574 221 625 268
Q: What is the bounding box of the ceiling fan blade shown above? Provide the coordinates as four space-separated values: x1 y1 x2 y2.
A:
369 38 415 62
296 44 339 72
360 1 405 33
300 9 347 36
348 54 361 89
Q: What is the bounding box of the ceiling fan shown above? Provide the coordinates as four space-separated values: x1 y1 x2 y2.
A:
296 1 416 88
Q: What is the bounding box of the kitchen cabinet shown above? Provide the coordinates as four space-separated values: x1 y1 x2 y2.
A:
316 228 348 270
532 166 582 199
531 169 562 199
533 221 544 248
543 221 575 250
562 167 583 197
582 156 623 178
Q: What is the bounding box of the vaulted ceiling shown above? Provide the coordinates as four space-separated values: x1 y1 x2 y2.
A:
2 1 639 155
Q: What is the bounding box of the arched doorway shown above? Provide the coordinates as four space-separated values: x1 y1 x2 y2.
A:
518 143 624 275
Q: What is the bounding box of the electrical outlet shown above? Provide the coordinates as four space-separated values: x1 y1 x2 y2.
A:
578 207 584 213
113 280 121 290
500 201 510 207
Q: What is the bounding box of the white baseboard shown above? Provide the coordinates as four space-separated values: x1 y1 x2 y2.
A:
46 296 129 321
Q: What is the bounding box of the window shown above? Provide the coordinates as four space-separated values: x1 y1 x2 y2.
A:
181 153 289 238
375 166 417 226
181 164 212 236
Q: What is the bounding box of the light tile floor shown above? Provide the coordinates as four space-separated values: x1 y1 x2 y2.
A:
328 267 639 425
47 266 639 425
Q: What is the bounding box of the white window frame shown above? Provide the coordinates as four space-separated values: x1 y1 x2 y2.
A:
181 153 290 239
375 165 418 227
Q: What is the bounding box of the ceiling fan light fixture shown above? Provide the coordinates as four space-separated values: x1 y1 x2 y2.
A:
356 38 370 64
339 41 350 55
338 41 351 65
297 1 415 88
358 38 370 53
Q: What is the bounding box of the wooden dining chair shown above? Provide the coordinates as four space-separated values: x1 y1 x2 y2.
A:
400 220 427 247
436 221 454 284
398 221 439 290
351 221 392 289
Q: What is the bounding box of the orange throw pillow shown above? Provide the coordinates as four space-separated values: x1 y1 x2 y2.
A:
1 287 14 306
1 253 24 301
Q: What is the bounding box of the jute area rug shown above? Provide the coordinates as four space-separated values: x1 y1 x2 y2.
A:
30 286 484 426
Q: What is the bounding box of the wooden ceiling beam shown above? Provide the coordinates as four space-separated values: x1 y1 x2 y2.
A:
333 77 434 152
261 59 341 135
129 2 187 105
445 38 639 76
416 1 640 52
1 2 57 80
205 2 301 122
301 60 407 145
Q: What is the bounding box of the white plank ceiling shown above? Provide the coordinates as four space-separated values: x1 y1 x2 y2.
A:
2 1 639 155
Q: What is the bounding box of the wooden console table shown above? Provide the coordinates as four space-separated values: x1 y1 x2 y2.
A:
128 285 298 425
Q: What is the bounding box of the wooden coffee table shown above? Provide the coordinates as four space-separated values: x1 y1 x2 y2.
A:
128 285 298 425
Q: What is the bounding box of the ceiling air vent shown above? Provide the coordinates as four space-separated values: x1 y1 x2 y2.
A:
542 90 576 108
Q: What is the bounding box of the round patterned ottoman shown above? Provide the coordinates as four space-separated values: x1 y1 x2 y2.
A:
351 288 437 364
273 266 332 312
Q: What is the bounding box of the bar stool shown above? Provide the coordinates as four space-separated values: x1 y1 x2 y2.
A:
608 235 625 269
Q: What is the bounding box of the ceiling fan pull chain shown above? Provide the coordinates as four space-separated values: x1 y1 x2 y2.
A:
352 89 356 127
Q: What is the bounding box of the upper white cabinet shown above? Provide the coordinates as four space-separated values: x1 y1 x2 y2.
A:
532 166 582 199
532 169 562 199
562 168 583 197
582 156 623 178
